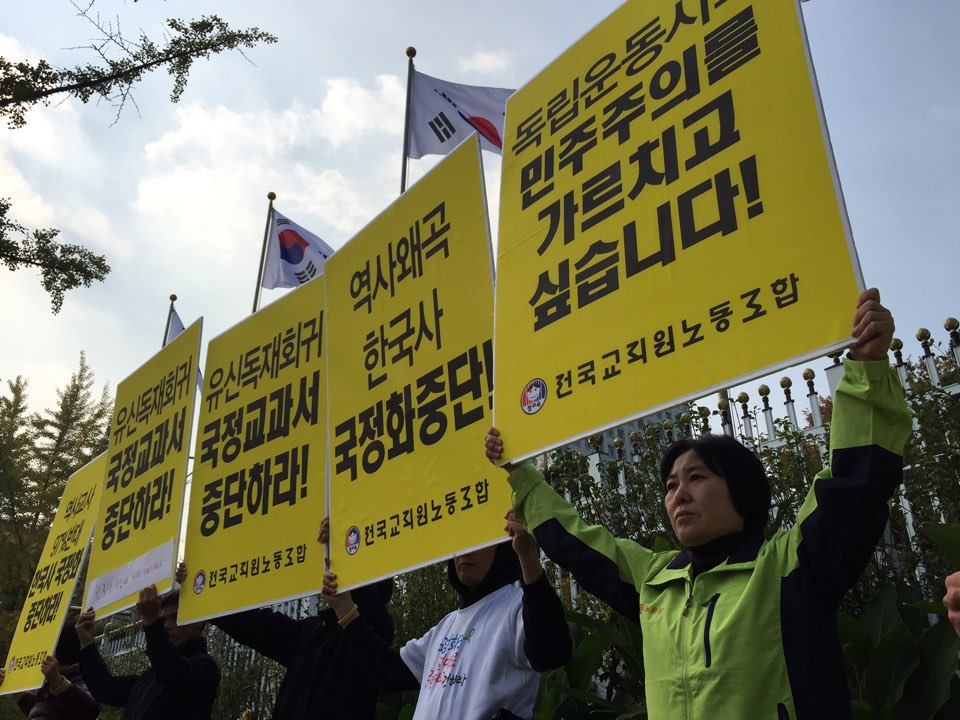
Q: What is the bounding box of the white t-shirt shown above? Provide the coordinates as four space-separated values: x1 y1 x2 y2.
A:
400 584 539 720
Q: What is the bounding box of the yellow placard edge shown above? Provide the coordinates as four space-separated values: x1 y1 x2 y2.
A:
496 336 856 466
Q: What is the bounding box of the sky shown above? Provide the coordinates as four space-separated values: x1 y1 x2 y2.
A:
2 0 958 427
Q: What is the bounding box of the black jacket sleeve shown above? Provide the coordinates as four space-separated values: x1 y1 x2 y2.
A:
77 643 137 707
15 691 36 715
61 680 102 720
791 360 912 607
342 618 420 692
521 573 572 671
142 622 220 707
211 608 300 666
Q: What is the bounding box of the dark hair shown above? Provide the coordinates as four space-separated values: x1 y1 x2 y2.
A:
660 434 771 534
161 590 180 610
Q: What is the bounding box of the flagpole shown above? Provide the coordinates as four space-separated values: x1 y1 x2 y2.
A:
400 46 417 195
162 294 177 348
252 191 276 314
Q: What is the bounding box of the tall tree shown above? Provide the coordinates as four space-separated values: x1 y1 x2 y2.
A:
0 376 33 627
30 351 111 524
0 2 277 312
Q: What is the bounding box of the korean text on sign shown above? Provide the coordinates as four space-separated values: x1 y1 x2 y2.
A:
85 321 202 617
494 0 861 462
179 279 327 624
328 136 512 590
2 455 104 695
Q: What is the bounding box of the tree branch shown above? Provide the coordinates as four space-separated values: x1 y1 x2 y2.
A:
0 13 277 128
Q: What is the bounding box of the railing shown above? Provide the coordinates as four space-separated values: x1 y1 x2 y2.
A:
576 316 960 455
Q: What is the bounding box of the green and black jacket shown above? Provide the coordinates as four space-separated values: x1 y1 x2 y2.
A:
510 359 911 720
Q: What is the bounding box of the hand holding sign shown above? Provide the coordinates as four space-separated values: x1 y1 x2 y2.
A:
136 585 161 626
75 610 96 649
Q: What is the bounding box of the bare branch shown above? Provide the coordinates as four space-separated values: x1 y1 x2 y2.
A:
0 10 277 128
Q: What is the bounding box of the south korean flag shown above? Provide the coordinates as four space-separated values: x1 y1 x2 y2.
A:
262 210 335 290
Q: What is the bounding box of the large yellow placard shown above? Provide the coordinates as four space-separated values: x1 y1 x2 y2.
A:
84 321 202 617
2 455 104 695
178 280 327 623
495 0 862 461
328 136 507 590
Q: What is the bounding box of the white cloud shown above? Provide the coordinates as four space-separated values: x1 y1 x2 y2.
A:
3 101 91 168
136 78 409 245
59 203 116 251
278 165 380 238
0 109 118 257
143 103 311 164
0 264 116 414
375 150 404 190
0 154 57 226
0 32 40 62
144 74 405 163
134 164 261 273
315 75 406 146
457 49 512 75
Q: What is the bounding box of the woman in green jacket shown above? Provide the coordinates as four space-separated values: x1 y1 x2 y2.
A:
484 288 912 720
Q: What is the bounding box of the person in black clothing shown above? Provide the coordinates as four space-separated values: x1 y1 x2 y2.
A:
75 585 220 720
323 509 573 720
0 626 100 720
174 517 395 720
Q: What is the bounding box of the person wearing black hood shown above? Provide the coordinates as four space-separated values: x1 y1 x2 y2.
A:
175 516 394 720
0 625 100 720
322 509 572 720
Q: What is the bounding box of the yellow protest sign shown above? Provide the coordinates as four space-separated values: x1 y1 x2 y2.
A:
1 455 104 695
84 321 202 617
494 0 862 461
328 136 507 590
178 280 326 623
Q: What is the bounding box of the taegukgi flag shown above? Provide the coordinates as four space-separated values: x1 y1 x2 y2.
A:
262 210 335 289
408 70 514 159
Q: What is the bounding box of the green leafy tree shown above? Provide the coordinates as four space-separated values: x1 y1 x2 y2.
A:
0 1 277 312
0 198 110 314
29 351 111 512
390 561 458 649
0 376 34 657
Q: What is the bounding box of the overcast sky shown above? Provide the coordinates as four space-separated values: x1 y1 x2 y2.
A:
2 0 958 423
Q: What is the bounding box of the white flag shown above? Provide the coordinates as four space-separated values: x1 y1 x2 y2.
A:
164 307 186 346
408 70 514 159
262 210 335 290
163 305 204 388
